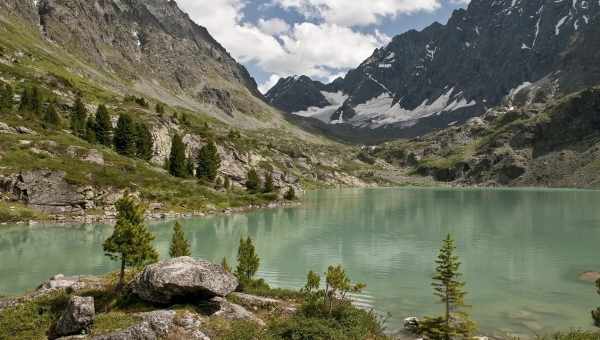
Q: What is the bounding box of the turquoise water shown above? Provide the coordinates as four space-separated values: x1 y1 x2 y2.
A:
1 187 599 336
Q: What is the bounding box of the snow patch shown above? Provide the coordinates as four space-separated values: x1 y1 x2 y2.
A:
291 91 348 123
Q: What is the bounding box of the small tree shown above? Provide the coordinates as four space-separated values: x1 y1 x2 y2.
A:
114 113 137 157
103 196 159 289
222 257 231 273
169 221 191 258
169 134 188 177
84 116 96 143
43 101 60 128
30 86 42 115
284 187 296 200
592 279 600 326
421 234 476 340
235 237 260 282
196 141 221 182
135 123 154 161
70 95 87 137
155 103 165 115
324 264 366 313
246 168 261 193
95 104 113 146
0 84 14 112
263 172 274 193
223 176 231 191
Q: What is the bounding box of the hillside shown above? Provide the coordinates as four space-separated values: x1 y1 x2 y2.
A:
267 0 600 143
0 0 387 223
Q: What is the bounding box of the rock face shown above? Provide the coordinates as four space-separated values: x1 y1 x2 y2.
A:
210 297 265 326
37 274 106 293
54 296 95 338
93 310 208 340
268 0 600 143
133 257 238 304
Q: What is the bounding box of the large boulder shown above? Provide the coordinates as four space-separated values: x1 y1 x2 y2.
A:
133 257 238 304
54 296 95 338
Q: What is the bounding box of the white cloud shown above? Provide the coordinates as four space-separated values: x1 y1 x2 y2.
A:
258 18 290 35
273 0 443 26
258 74 282 94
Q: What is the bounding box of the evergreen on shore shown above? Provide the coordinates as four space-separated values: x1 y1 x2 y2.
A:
169 221 191 258
103 196 158 289
236 237 260 282
246 168 261 193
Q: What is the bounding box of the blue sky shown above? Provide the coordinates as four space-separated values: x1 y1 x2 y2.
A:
176 0 469 92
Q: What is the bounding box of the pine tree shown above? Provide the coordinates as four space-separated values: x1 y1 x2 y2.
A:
246 168 261 193
85 116 96 143
43 101 60 128
114 113 137 157
30 86 42 115
284 186 296 200
169 134 188 178
155 103 165 115
196 141 221 182
235 237 260 282
223 176 231 191
169 221 191 258
95 104 112 146
103 196 159 289
18 87 31 113
263 172 274 193
70 95 87 137
421 234 476 340
222 257 231 273
0 84 14 112
135 123 154 161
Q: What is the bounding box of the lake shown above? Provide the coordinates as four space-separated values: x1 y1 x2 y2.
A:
1 187 599 337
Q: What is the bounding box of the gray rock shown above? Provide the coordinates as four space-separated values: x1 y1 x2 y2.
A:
37 274 106 293
54 296 95 337
84 149 104 165
210 297 265 326
133 257 238 304
93 310 209 340
403 317 420 334
16 126 36 135
0 121 15 134
579 271 600 283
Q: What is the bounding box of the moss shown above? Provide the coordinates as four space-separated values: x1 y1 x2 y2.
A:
0 292 69 340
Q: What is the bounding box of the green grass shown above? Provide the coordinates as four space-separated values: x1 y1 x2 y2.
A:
0 292 69 340
91 312 140 336
0 201 47 223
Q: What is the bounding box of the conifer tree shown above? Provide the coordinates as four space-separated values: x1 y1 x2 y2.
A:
94 104 112 146
30 86 42 115
169 221 191 258
43 101 60 128
169 134 188 177
114 113 137 157
18 87 31 113
246 168 261 193
103 196 159 289
235 237 260 282
0 84 13 112
222 257 231 273
70 95 87 137
421 234 476 340
284 186 296 200
263 172 274 193
135 123 154 161
155 103 165 115
85 116 96 143
196 141 221 182
223 176 231 191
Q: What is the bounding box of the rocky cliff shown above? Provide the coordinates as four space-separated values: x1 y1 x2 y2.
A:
268 0 600 143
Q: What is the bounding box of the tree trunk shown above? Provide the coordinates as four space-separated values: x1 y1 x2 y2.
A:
117 257 126 290
445 285 450 340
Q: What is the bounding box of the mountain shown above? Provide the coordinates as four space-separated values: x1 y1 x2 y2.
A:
267 0 600 143
0 0 379 222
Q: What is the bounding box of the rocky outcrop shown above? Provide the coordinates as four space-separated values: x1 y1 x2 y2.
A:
133 257 238 304
54 296 95 338
579 272 600 283
92 310 208 340
210 297 265 326
198 88 235 116
37 274 106 293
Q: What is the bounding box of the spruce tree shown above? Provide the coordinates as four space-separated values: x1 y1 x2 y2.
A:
0 84 13 112
71 95 87 137
169 221 191 258
263 172 274 193
235 237 260 282
169 134 187 177
284 186 296 200
85 116 96 143
196 141 221 182
95 104 112 146
30 86 42 115
155 103 165 115
246 168 261 193
421 234 476 340
223 177 231 191
114 113 137 157
43 101 60 128
103 196 159 289
135 123 154 161
18 87 31 113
